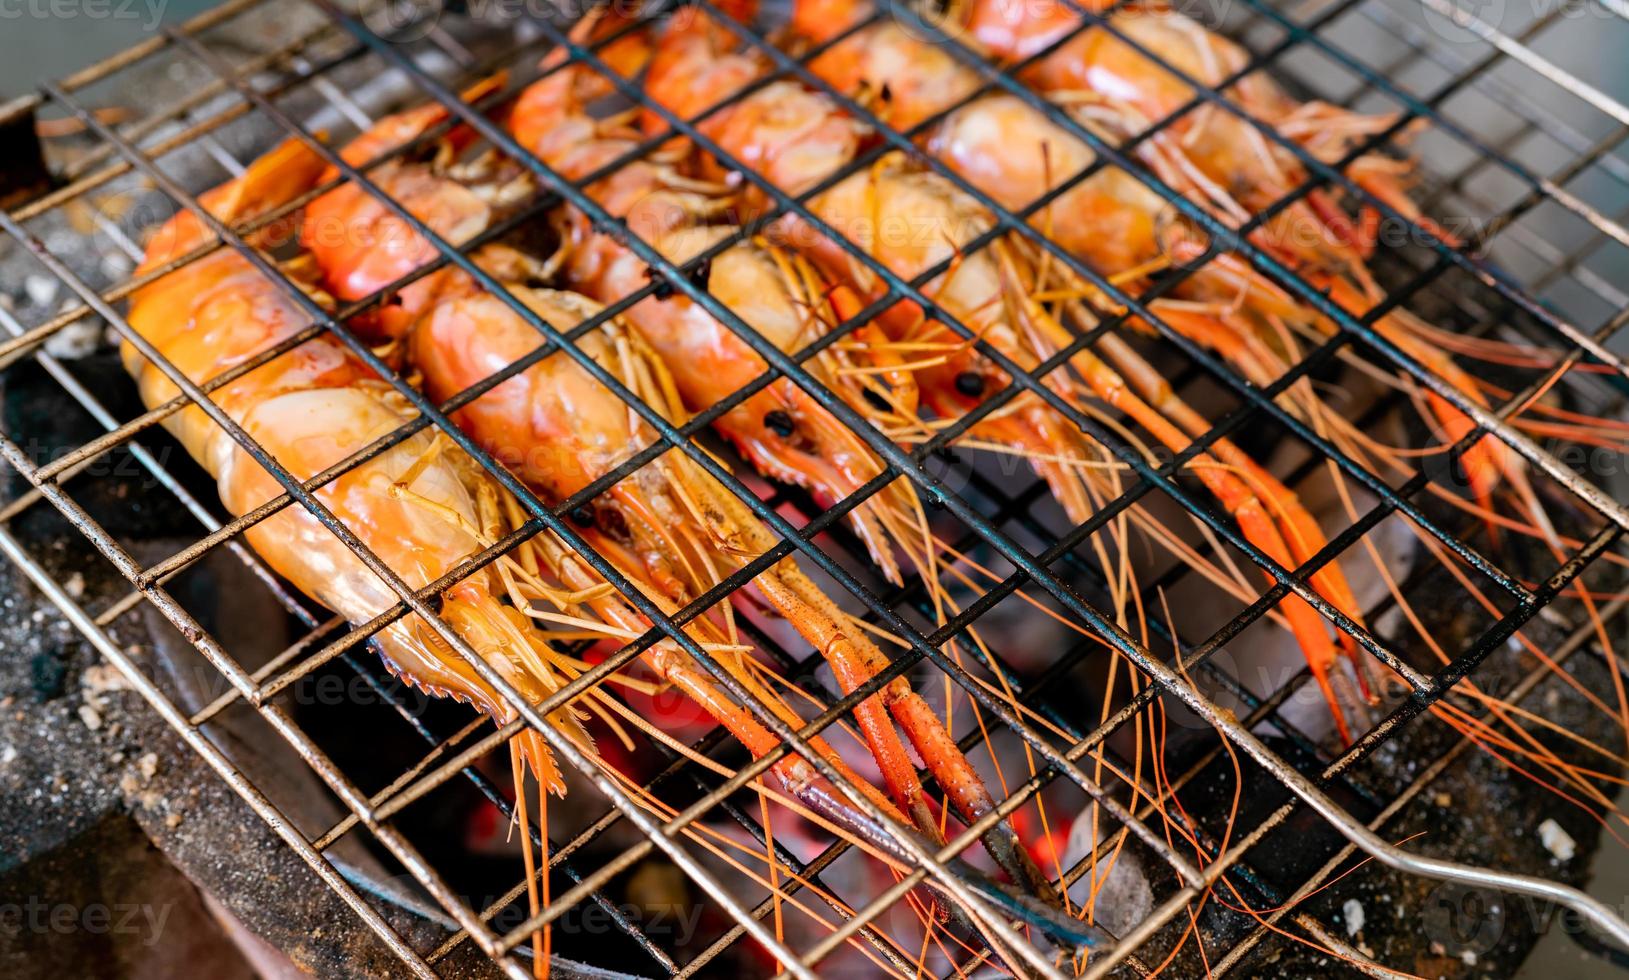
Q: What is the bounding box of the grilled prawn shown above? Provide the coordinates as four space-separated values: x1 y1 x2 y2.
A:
509 55 930 589
123 136 584 793
642 6 1376 737
130 120 892 833
306 87 1053 899
959 0 1447 248
778 0 1522 511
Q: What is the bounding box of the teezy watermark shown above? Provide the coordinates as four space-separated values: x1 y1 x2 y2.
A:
0 0 164 30
0 898 174 947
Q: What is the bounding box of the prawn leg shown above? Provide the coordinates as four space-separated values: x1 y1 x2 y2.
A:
651 347 1058 893
1094 329 1381 701
127 136 585 792
1319 276 1521 516
727 493 1053 895
531 527 907 818
1075 343 1358 740
1001 252 1362 739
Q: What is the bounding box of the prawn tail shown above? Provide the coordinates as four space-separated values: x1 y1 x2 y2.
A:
513 14 652 161
332 71 510 176
1342 286 1521 507
141 136 327 273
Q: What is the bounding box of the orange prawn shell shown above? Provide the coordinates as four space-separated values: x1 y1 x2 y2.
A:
408 285 703 600
299 73 514 343
566 220 893 509
927 93 1166 272
301 164 491 340
124 254 369 462
804 21 981 133
639 11 868 200
123 137 571 790
509 33 918 579
411 288 644 503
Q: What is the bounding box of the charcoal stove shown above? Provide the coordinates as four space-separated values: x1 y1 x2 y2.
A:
1 0 1628 976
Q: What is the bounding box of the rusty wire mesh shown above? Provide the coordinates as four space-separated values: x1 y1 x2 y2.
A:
1 0 1628 975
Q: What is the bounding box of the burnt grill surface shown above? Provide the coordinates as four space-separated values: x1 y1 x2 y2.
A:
1 0 1627 977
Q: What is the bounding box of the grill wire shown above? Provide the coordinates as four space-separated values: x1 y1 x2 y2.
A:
1 0 1627 975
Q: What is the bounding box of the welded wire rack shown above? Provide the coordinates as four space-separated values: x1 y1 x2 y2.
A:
1 0 1628 975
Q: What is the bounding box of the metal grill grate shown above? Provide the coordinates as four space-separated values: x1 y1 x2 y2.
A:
1 0 1627 975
